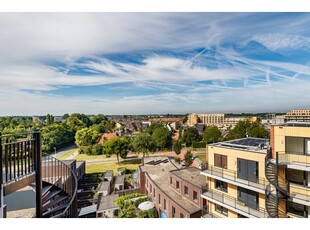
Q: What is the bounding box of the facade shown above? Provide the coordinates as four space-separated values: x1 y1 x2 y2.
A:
267 123 310 218
285 110 310 123
201 137 269 218
139 156 206 218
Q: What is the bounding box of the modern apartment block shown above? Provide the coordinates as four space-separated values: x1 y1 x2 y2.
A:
267 123 310 218
139 156 206 218
0 132 85 218
200 137 269 218
283 110 310 123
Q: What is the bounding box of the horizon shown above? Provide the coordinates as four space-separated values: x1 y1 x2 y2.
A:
1 13 310 115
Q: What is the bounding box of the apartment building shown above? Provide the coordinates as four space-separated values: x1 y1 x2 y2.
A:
285 110 310 123
267 123 310 218
139 156 206 218
200 137 269 218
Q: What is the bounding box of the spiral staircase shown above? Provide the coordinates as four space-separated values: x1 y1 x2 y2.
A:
0 132 78 218
265 149 289 218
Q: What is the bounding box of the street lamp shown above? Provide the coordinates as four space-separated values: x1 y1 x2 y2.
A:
54 147 56 156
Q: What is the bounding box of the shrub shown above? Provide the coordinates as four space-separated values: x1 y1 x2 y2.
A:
174 157 181 164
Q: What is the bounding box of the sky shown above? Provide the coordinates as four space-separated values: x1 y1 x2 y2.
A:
0 13 310 116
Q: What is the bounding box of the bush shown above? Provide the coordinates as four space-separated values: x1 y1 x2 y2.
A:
174 157 181 164
192 141 207 149
91 144 104 155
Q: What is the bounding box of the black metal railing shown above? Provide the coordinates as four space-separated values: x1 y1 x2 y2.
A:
201 186 268 218
42 155 78 218
1 132 38 184
201 164 268 190
201 205 221 218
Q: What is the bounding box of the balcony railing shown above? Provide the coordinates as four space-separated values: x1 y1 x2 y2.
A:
201 164 268 192
277 151 310 167
201 186 268 218
289 183 310 203
201 205 221 218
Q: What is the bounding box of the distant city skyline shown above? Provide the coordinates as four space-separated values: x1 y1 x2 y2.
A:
1 13 310 115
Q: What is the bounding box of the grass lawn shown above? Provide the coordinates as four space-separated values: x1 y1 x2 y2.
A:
57 148 78 161
86 158 142 174
74 153 108 161
195 153 206 162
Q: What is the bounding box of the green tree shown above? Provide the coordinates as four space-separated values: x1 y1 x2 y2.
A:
173 140 182 155
203 125 222 143
132 132 156 157
184 150 194 167
182 127 202 147
151 127 172 150
90 114 108 125
225 120 269 140
75 127 100 148
65 116 86 132
146 123 163 135
103 137 131 163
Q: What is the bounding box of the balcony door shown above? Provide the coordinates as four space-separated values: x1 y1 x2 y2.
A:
237 158 258 183
305 139 310 155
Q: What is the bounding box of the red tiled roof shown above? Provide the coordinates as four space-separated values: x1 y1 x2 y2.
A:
98 133 117 143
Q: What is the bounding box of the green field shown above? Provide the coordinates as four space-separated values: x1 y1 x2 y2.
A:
85 158 142 174
195 153 206 162
57 148 78 161
74 153 107 161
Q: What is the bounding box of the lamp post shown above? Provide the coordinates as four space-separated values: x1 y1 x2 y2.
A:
54 147 56 157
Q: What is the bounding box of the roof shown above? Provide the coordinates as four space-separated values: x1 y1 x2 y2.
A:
273 122 310 127
209 137 269 153
115 175 125 185
196 123 205 132
140 156 201 214
104 170 114 178
78 205 97 217
99 181 110 192
171 167 205 187
97 194 119 211
98 133 117 143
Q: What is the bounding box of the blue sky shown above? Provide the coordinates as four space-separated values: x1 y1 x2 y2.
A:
0 13 310 115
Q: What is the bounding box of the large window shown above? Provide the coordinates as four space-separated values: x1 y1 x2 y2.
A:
215 179 228 192
214 154 227 169
237 158 258 183
184 186 188 196
237 187 258 210
215 204 228 216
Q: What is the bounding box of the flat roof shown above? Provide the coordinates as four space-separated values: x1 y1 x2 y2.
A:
97 194 119 211
140 156 201 214
104 170 113 178
274 122 310 127
115 175 125 185
171 167 205 187
209 137 269 153
98 181 110 192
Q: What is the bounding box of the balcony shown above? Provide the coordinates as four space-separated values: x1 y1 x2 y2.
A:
201 206 221 218
277 152 310 171
289 183 310 206
200 164 267 193
201 185 268 218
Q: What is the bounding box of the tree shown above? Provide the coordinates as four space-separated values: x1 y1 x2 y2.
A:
151 127 172 150
132 132 156 157
182 115 188 124
46 114 54 125
103 137 131 163
173 140 182 155
182 127 202 147
75 127 100 148
90 114 108 125
225 120 269 140
184 150 194 167
65 116 86 132
203 125 222 143
62 113 69 120
146 123 163 135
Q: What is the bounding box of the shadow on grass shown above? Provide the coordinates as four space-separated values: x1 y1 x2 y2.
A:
120 158 142 165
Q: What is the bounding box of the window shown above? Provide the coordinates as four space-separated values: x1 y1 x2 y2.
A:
150 184 152 193
159 194 161 204
215 180 228 192
153 188 156 198
214 154 227 169
237 187 258 210
237 158 258 183
172 206 176 218
164 199 167 210
180 213 184 218
176 181 180 190
193 191 198 201
170 177 172 184
215 204 228 216
184 186 188 196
